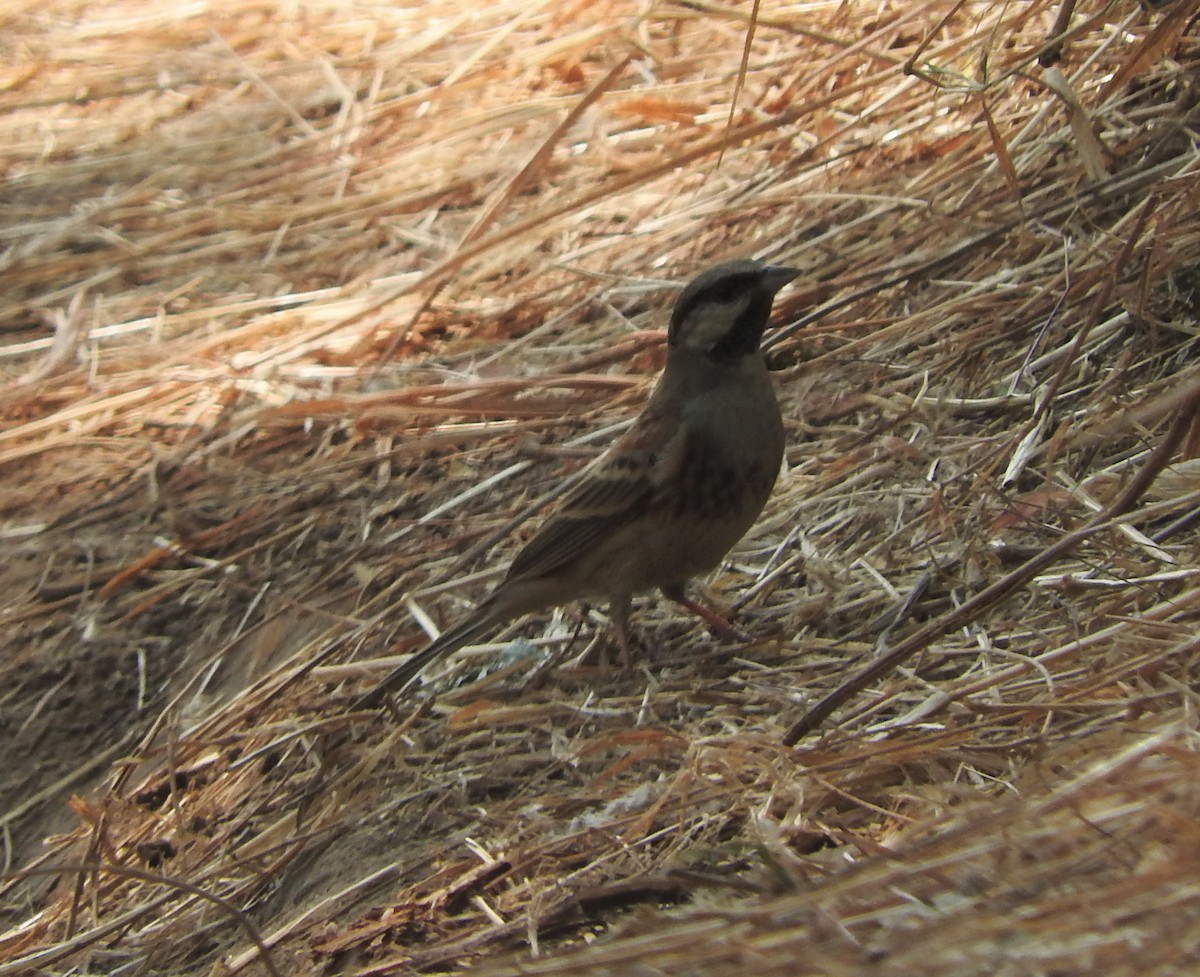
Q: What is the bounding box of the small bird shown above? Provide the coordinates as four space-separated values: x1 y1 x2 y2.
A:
354 258 797 709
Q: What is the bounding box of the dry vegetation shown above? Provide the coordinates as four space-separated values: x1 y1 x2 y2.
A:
3 0 1200 974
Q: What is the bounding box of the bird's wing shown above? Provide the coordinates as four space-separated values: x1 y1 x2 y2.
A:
503 403 686 584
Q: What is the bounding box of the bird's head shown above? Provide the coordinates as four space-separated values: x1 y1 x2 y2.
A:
667 259 798 362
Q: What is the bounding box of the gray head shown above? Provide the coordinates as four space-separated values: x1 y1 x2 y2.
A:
667 259 798 362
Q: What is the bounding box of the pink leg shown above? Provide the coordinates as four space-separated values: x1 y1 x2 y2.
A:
609 593 636 674
664 586 750 643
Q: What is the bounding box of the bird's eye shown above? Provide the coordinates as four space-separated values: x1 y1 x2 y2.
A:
709 280 741 303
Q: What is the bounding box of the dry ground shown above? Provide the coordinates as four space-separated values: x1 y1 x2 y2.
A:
3 1 1200 975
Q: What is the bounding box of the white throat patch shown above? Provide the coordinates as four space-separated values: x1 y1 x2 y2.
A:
674 292 752 353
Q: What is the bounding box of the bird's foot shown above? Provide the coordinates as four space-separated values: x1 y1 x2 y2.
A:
671 595 751 643
615 620 638 676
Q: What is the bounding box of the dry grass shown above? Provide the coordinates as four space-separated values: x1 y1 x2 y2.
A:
3 1 1200 974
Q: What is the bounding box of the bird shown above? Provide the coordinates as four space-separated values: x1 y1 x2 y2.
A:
353 258 797 709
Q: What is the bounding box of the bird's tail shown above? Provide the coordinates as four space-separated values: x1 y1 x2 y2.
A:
351 600 504 710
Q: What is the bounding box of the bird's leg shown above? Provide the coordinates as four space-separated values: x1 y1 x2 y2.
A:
608 593 636 674
662 584 750 643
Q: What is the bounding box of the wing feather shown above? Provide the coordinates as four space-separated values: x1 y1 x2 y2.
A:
504 405 685 583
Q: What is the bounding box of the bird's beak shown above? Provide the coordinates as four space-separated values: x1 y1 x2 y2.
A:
761 265 801 293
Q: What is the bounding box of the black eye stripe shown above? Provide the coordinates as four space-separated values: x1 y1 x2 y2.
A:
708 276 752 303
673 273 755 325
